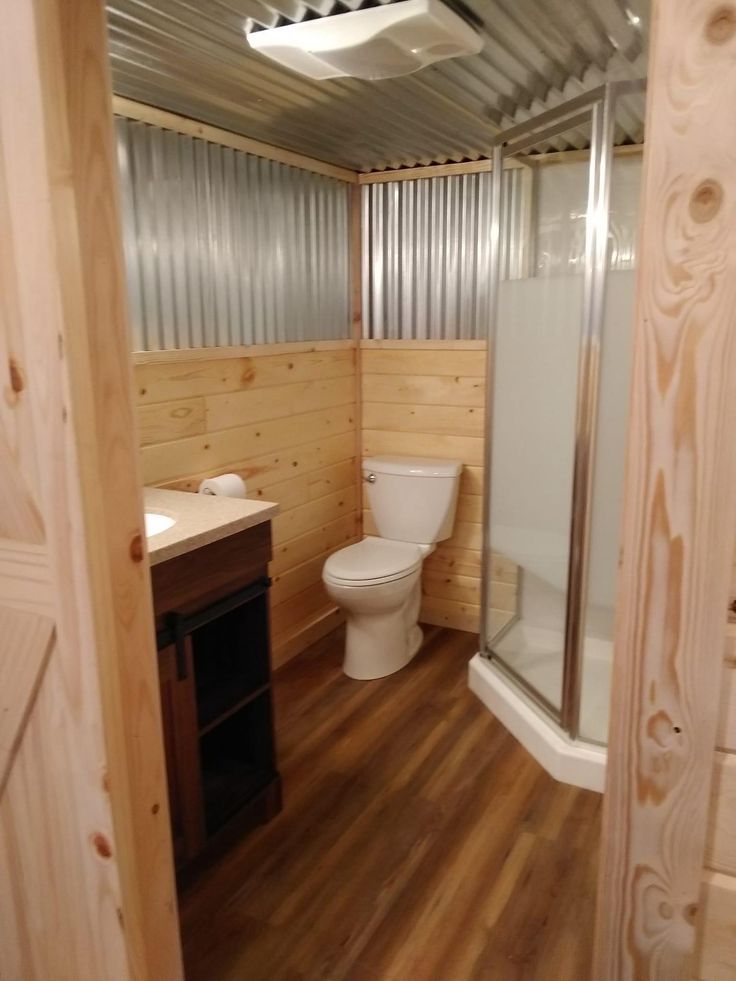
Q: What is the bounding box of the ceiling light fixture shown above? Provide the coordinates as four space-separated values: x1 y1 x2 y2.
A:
246 0 483 81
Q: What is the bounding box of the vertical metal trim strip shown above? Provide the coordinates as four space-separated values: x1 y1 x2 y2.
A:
560 80 646 738
559 96 607 737
361 184 371 338
479 143 504 655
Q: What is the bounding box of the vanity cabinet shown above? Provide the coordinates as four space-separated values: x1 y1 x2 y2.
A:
150 521 281 870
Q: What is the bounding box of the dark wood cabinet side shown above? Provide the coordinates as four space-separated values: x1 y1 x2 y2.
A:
151 522 281 874
157 641 206 865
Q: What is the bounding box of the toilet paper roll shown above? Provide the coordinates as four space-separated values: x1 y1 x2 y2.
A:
198 473 246 499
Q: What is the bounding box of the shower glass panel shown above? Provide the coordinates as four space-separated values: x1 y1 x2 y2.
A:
578 153 643 743
484 120 593 720
481 81 646 741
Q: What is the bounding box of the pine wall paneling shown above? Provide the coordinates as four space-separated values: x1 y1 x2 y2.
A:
699 610 736 977
134 341 359 667
135 337 516 652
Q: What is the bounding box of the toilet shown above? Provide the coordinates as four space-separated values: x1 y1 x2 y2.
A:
323 456 462 680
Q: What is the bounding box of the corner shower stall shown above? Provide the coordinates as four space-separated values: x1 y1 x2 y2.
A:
469 81 646 792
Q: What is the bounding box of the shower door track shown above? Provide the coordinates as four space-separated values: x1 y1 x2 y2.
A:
479 79 646 741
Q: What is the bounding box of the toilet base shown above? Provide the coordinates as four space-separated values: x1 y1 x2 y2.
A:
343 619 424 680
342 579 424 680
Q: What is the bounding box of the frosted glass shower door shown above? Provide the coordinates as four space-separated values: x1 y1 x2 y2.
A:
481 81 646 740
487 274 586 715
578 155 642 742
485 120 594 718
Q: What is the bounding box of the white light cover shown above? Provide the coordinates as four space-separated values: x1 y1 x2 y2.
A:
247 0 483 80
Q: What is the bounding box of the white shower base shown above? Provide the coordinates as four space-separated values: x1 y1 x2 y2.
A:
493 622 612 744
468 622 609 792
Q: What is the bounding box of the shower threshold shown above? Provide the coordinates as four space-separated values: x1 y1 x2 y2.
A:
468 645 607 793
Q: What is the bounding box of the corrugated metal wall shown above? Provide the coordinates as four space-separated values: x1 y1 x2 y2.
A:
115 117 351 350
361 157 642 339
362 169 530 339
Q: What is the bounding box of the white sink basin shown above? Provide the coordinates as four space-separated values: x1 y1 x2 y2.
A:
145 511 176 537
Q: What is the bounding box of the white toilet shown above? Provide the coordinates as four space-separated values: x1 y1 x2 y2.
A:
323 456 462 680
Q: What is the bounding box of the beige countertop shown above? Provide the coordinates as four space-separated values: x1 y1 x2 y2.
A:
144 487 278 566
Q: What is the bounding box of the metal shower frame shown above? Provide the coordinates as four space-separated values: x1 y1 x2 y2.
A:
479 79 646 741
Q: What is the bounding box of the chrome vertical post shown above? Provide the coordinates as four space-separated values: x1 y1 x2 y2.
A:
479 143 504 656
560 86 617 736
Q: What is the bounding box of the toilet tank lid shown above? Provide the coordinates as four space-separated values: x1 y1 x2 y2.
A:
363 456 462 478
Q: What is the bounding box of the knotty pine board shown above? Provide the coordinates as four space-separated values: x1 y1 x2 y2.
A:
718 624 736 752
593 3 736 975
697 871 736 981
134 342 360 666
1 1 181 972
706 752 736 878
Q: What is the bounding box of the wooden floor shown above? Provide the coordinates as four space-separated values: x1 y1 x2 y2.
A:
180 627 601 981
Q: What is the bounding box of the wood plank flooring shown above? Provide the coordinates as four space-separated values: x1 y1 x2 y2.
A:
180 627 601 980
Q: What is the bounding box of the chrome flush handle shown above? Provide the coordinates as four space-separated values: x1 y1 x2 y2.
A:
363 472 376 483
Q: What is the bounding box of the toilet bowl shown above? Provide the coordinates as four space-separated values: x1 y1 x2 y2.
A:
323 537 431 679
322 456 462 680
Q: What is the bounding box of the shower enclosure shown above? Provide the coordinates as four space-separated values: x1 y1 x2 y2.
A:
469 81 646 791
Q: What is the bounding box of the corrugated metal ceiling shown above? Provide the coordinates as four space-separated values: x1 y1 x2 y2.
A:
105 0 649 172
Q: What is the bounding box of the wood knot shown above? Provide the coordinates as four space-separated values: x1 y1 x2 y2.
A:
8 358 24 394
151 802 160 815
646 710 679 748
706 5 736 43
689 179 723 223
91 832 113 859
685 902 699 924
129 533 144 563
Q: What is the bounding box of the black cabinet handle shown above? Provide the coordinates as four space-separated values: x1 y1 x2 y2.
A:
156 576 271 667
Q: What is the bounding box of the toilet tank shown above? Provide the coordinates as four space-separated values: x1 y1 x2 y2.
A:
363 456 462 545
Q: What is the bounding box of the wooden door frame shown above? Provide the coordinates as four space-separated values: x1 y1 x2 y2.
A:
1 0 182 976
8 0 736 977
593 1 736 976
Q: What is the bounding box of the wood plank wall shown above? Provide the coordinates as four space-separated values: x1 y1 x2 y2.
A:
698 613 736 977
361 340 517 635
133 341 360 667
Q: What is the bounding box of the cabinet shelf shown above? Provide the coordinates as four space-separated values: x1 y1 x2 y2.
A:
199 691 276 836
192 591 270 731
198 683 271 737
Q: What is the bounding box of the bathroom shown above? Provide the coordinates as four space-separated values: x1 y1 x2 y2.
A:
3 1 736 979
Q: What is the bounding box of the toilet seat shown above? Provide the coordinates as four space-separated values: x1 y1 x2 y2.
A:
324 536 422 587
